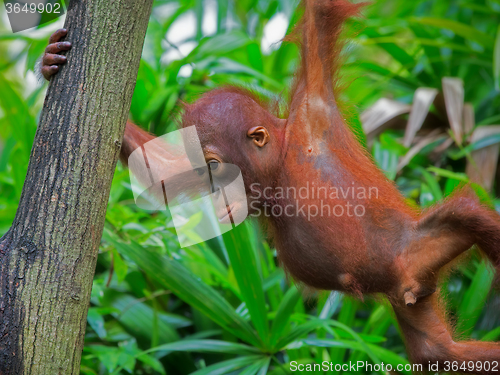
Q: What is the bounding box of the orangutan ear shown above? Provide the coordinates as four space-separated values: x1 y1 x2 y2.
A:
247 126 270 148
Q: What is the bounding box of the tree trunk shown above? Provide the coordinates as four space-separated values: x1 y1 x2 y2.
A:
0 0 153 373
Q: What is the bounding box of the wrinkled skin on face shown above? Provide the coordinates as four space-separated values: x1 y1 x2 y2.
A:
42 1 500 371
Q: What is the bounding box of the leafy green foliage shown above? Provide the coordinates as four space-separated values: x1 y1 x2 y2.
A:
1 0 500 373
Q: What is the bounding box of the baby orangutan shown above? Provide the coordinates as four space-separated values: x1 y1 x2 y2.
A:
43 0 500 372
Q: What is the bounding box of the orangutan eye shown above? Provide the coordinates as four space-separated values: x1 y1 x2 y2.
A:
208 160 220 171
196 167 206 176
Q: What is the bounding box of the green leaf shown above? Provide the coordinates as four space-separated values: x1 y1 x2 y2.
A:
330 296 358 364
410 25 446 77
137 353 165 375
478 114 500 126
470 183 494 207
111 248 128 283
270 286 301 346
100 290 181 344
239 357 271 375
103 229 261 347
349 61 420 90
453 133 500 159
0 136 16 173
223 223 269 346
189 31 252 61
419 167 443 201
444 178 461 196
363 28 415 71
457 260 495 336
87 307 107 339
277 319 331 350
145 339 261 357
85 346 122 373
276 316 379 365
0 76 36 160
247 42 264 72
482 326 500 341
208 57 282 88
373 140 399 180
494 25 500 91
420 183 435 206
191 355 266 375
111 339 262 374
427 167 468 182
263 269 285 291
413 18 495 50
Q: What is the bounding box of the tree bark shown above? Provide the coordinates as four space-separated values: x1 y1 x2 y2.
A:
0 0 153 373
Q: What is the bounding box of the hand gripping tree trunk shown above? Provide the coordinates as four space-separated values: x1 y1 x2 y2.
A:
0 0 153 373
